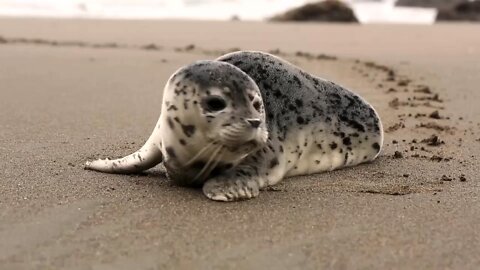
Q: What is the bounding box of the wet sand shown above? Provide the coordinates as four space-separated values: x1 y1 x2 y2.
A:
0 19 479 269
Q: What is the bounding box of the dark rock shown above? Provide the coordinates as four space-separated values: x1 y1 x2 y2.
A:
441 175 453 181
437 1 480 21
270 0 358 23
421 135 445 146
393 151 404 159
397 0 463 9
429 110 442 119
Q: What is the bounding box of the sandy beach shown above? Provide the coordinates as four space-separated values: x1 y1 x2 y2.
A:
0 19 479 269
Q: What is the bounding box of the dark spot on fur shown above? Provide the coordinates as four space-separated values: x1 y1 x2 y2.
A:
233 60 244 66
269 158 279 168
372 143 380 151
179 139 186 145
330 142 338 150
182 124 196 137
340 115 366 132
167 105 178 111
292 75 301 86
167 117 174 129
343 137 352 146
295 99 303 107
166 147 176 158
296 116 305 124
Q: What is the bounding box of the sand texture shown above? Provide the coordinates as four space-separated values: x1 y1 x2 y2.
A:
0 19 479 269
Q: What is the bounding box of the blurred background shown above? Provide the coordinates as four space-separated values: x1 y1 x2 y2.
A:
1 1 480 270
0 0 478 23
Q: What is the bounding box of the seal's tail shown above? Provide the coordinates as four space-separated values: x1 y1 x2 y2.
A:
84 119 163 174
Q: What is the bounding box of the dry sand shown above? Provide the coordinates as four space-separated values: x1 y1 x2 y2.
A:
0 19 479 269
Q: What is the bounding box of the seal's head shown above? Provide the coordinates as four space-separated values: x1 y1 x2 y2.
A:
161 61 268 180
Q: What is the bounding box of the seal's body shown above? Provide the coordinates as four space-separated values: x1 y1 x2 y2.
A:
85 51 383 201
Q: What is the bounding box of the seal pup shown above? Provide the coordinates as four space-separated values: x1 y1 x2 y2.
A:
86 60 269 187
85 51 383 201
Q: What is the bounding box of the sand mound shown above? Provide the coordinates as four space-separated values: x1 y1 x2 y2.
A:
270 0 358 23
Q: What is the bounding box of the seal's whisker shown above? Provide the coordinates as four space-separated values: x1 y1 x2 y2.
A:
184 140 217 167
226 126 244 133
201 149 225 181
192 145 223 183
223 130 244 137
221 126 250 142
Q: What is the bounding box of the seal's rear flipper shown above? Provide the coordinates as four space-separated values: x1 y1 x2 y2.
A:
85 122 163 174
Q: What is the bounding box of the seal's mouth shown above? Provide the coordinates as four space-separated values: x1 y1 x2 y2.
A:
219 128 267 152
202 120 268 159
223 139 262 153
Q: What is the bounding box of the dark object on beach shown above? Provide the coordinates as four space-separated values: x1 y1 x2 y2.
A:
174 44 196 52
270 0 358 23
421 135 444 146
397 0 478 21
441 175 453 181
437 1 480 21
414 85 432 94
429 110 442 119
397 0 463 9
393 151 404 159
141 43 162 51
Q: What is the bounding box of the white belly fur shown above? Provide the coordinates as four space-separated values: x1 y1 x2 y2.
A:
282 121 383 178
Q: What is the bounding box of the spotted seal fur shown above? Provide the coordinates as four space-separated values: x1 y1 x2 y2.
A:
85 51 383 201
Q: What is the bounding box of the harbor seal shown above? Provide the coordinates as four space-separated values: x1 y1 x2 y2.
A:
85 51 383 201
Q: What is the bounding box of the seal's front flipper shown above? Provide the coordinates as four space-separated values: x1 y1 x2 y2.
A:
202 166 263 201
202 143 284 201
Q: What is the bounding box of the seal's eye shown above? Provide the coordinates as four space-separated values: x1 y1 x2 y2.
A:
203 96 227 112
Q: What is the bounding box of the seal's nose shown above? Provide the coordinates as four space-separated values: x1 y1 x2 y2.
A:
247 119 261 128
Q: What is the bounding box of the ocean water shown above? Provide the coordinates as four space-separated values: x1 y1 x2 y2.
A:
0 0 440 24
0 0 312 20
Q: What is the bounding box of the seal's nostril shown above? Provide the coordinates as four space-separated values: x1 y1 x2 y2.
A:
247 119 261 128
